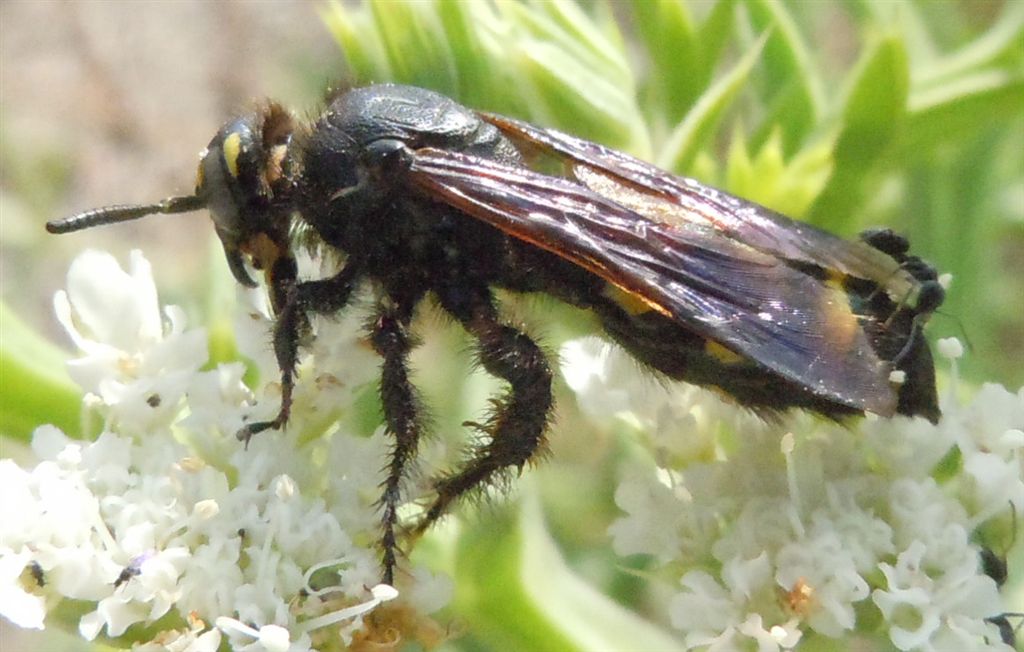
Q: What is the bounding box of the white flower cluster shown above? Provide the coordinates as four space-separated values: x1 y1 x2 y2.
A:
562 337 1022 652
0 251 452 651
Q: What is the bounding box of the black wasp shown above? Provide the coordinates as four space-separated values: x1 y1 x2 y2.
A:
48 84 944 584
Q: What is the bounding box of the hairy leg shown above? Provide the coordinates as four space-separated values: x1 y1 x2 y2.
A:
413 285 553 535
237 263 362 443
369 299 424 585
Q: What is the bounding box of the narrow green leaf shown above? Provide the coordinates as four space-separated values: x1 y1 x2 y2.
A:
698 0 738 85
916 0 1024 90
899 130 1017 385
836 33 910 155
903 69 1024 157
510 0 631 83
320 0 391 83
656 33 767 174
725 126 833 218
744 0 822 154
0 304 82 441
514 41 646 153
368 0 458 92
436 0 501 107
631 0 700 123
858 0 937 64
809 34 909 229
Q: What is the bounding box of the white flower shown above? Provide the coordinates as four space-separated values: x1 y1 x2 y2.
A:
559 337 637 419
0 550 46 629
216 618 298 652
608 468 690 561
54 250 208 434
670 561 803 651
2 251 450 650
133 613 223 652
670 570 743 640
564 334 1022 651
775 528 869 636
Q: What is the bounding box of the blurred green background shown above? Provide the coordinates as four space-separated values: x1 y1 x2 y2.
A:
1 1 1021 651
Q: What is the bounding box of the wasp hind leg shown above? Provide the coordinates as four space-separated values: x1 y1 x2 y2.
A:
369 301 425 586
412 285 554 536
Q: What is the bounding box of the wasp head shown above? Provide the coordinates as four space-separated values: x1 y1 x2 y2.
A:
195 103 295 287
47 103 297 292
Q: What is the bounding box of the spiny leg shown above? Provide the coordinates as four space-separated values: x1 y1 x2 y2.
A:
236 263 362 444
413 286 553 536
369 300 424 585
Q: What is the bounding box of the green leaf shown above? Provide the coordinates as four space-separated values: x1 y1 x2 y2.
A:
506 0 631 84
656 32 767 173
0 304 82 441
837 34 909 162
455 484 682 652
725 126 832 217
512 40 646 152
916 0 1024 88
899 130 1018 386
368 0 458 92
633 1 740 131
809 33 909 230
697 0 738 86
632 0 699 120
320 0 391 83
902 69 1024 157
744 0 822 154
436 0 505 108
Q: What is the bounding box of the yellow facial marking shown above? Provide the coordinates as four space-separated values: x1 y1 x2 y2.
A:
223 132 243 179
705 340 744 365
194 160 205 190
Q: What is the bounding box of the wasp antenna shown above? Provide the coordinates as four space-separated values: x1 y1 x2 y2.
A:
46 195 205 234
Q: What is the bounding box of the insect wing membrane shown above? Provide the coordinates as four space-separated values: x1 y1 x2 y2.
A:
406 147 897 416
482 114 919 300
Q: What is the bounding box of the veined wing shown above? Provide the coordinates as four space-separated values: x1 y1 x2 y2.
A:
405 147 898 416
481 113 923 306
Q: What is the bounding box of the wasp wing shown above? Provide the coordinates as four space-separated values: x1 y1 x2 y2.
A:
406 148 897 416
481 114 921 303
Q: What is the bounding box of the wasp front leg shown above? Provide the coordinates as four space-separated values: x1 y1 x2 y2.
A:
236 263 362 444
412 285 554 535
